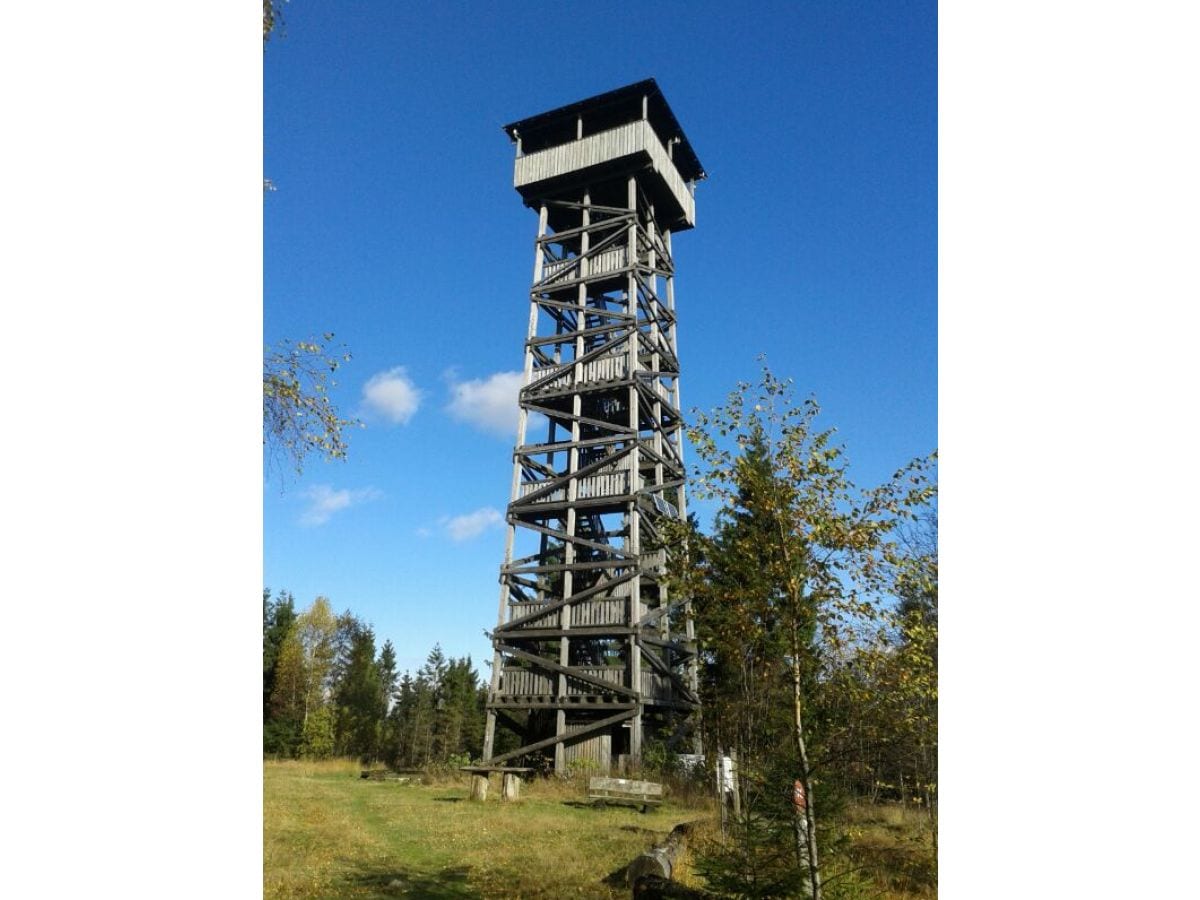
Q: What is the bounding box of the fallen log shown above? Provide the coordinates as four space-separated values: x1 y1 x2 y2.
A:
627 822 694 889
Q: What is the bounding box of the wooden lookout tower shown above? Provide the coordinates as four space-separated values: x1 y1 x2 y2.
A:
481 80 705 774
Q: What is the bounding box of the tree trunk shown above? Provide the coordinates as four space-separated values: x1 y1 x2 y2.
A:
716 747 729 836
790 625 822 900
774 502 822 900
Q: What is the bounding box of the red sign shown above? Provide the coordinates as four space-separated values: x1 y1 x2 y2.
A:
793 779 806 811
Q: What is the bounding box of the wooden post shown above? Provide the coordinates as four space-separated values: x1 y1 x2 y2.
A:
501 772 521 801
470 774 489 802
627 173 643 769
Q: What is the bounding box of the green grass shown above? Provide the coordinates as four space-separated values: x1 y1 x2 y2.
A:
264 760 703 899
264 761 935 899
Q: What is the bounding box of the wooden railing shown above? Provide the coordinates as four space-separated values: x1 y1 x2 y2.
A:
517 463 645 504
501 667 554 695
534 352 628 392
498 665 675 700
569 598 627 626
542 245 628 282
506 597 627 628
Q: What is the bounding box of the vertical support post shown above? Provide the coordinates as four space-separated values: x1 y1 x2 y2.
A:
555 191 589 774
626 174 642 768
483 201 549 764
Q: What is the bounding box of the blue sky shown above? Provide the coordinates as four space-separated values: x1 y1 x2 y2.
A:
264 0 937 675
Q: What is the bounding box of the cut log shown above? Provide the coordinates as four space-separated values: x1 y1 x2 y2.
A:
469 774 489 802
502 772 521 801
627 822 693 887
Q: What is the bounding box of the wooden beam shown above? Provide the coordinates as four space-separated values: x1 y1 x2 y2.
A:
498 625 636 639
496 571 635 631
507 518 634 559
486 707 638 767
495 643 638 697
489 697 639 710
537 214 634 245
636 637 701 706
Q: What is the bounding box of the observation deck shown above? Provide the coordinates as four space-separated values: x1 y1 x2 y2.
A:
504 79 706 232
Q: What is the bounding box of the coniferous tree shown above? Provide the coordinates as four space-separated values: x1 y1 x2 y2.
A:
335 626 383 760
377 640 398 708
328 610 365 695
263 589 299 754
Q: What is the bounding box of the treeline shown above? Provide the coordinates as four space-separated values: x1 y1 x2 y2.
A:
263 593 487 766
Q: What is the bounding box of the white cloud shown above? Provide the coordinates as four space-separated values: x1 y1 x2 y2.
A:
361 366 421 425
299 484 381 527
446 370 524 439
440 506 504 542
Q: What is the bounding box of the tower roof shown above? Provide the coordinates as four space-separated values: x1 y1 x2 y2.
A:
503 78 706 184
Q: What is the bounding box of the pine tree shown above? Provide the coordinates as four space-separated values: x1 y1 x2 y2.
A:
334 626 383 760
263 590 298 725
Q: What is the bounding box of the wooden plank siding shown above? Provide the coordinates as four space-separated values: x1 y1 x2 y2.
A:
563 725 612 770
514 120 695 228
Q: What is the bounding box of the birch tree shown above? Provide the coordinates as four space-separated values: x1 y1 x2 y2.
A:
263 334 359 480
269 596 338 753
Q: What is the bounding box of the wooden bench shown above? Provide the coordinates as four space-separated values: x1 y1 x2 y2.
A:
588 776 664 813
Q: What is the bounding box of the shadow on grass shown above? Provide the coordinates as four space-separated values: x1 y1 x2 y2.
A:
560 800 659 814
341 865 480 899
602 862 629 888
432 796 465 803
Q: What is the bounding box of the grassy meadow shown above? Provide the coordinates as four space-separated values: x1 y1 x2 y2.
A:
263 760 935 899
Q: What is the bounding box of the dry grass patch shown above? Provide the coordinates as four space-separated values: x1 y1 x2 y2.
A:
828 802 936 899
265 761 707 899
